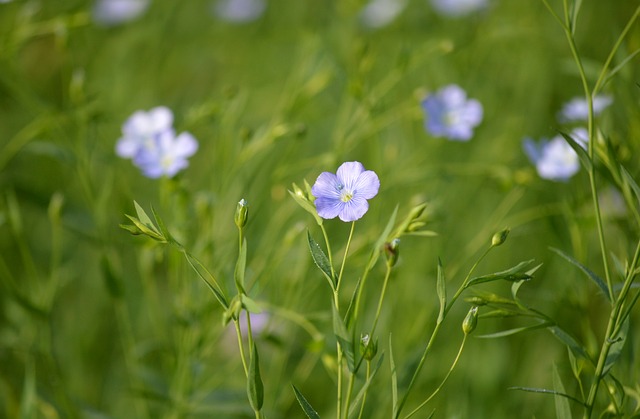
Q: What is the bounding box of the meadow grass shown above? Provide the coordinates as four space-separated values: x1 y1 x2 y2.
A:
1 0 640 418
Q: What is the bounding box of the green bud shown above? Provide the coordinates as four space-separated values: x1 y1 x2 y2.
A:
491 228 510 247
222 296 243 326
462 306 479 335
360 334 378 361
384 238 400 267
464 296 488 306
235 199 249 229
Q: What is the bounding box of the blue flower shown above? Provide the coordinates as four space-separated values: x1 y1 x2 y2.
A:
421 84 483 141
311 161 380 222
558 95 613 122
359 0 407 29
116 107 174 159
116 107 198 178
431 0 488 18
93 0 150 26
213 0 266 23
133 131 199 178
523 128 588 181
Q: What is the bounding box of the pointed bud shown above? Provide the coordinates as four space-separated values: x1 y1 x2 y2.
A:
235 199 249 229
462 306 479 335
491 228 510 247
360 334 378 361
384 238 400 268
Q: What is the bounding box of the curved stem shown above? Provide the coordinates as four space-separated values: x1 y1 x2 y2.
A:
404 335 468 419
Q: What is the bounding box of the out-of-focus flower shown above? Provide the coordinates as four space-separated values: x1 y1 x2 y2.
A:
116 107 198 178
311 161 380 222
213 0 266 23
431 0 488 17
93 0 150 25
132 131 198 178
523 128 588 181
558 95 613 122
421 84 483 141
359 0 406 29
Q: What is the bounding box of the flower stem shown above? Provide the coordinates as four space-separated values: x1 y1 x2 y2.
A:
370 262 393 340
337 222 356 293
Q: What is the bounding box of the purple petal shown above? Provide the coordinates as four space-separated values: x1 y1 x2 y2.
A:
339 196 369 222
354 170 380 199
336 161 365 189
173 132 199 158
116 137 139 158
149 106 174 131
315 197 343 219
311 172 340 199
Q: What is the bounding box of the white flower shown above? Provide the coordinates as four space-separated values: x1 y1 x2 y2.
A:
558 95 613 122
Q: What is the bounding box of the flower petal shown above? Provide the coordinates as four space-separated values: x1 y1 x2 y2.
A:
354 170 380 199
173 132 199 158
339 196 369 222
311 172 340 199
336 161 365 190
315 197 343 219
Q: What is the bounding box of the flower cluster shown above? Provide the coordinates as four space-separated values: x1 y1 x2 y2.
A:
311 161 380 222
421 84 483 141
523 128 588 182
116 107 198 178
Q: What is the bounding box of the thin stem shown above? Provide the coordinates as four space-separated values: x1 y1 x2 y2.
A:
234 319 249 377
357 361 372 419
321 224 336 279
343 371 356 419
404 335 468 419
395 245 493 418
370 262 393 340
337 222 356 293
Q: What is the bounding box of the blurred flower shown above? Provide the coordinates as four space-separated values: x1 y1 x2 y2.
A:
359 0 406 29
213 0 266 23
523 128 588 181
431 0 488 17
421 84 483 141
116 106 174 159
93 0 150 25
239 311 270 336
311 161 380 222
132 131 199 178
558 95 613 122
116 107 198 178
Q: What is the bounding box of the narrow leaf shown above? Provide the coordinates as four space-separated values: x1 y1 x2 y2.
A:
476 322 552 339
466 260 534 288
307 231 336 290
559 131 593 172
436 258 446 324
151 205 175 244
621 165 640 208
347 354 385 418
603 318 628 376
247 343 264 411
548 326 592 365
550 247 611 302
508 387 586 407
289 187 323 226
552 364 572 419
389 335 398 417
183 252 229 309
241 294 261 313
292 384 321 419
332 303 355 372
134 201 157 231
235 239 247 294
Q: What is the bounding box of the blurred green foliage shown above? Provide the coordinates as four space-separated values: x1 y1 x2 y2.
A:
1 0 639 417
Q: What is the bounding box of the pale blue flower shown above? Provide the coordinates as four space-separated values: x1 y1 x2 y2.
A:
133 131 199 178
431 0 488 17
359 0 407 29
523 128 588 181
213 0 266 23
116 107 174 159
311 161 380 222
558 95 613 122
93 0 150 25
421 84 483 141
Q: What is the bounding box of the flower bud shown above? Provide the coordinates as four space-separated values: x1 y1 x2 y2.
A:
464 296 488 306
222 296 243 326
235 199 249 229
360 334 378 361
491 228 510 247
384 238 400 267
462 306 479 335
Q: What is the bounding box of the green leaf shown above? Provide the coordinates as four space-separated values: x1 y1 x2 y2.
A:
292 384 321 419
476 322 551 339
559 131 593 172
235 239 247 294
621 165 640 208
247 343 264 412
151 205 175 244
289 185 323 225
604 318 629 376
552 363 572 419
124 214 165 241
134 200 157 231
436 258 446 324
241 294 262 314
389 335 398 417
183 252 229 309
508 386 586 407
332 302 355 372
466 260 534 288
548 326 592 365
307 231 336 290
550 247 611 302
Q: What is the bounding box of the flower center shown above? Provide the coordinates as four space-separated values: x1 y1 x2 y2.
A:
340 190 353 203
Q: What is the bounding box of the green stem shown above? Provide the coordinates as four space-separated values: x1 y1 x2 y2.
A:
234 319 249 377
357 361 372 419
395 246 492 418
404 335 468 419
337 222 356 293
321 224 336 279
370 262 393 340
343 371 356 419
